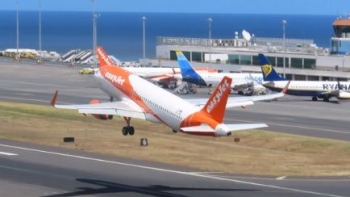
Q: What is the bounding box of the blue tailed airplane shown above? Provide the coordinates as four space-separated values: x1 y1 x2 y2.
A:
176 51 264 94
259 53 350 101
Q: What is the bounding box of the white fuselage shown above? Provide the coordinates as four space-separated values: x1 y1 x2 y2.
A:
94 69 198 130
198 72 263 89
123 67 178 78
263 80 350 97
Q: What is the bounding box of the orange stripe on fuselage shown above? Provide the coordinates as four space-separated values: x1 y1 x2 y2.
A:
180 111 220 131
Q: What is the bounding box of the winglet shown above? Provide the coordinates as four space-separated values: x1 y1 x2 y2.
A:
50 90 58 106
201 76 232 123
282 80 291 94
96 46 115 68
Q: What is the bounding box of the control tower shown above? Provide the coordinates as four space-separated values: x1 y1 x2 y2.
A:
330 16 350 55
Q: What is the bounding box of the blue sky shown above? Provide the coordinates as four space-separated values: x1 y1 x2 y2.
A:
1 0 349 15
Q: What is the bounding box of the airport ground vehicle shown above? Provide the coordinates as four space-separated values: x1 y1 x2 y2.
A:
79 68 95 75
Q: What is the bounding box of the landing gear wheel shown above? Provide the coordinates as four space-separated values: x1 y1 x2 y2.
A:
129 127 135 135
172 129 178 133
122 127 128 136
323 97 330 102
312 96 318 101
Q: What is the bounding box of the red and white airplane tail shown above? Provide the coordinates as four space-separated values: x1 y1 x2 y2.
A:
96 47 115 67
201 76 231 123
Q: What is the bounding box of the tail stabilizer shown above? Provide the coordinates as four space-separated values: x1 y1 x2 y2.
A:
201 76 232 123
96 46 115 68
258 53 287 81
176 51 207 86
225 123 268 131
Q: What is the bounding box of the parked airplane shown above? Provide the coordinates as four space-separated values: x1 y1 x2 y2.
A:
90 64 216 88
50 47 287 137
123 66 216 88
175 51 265 95
259 53 350 101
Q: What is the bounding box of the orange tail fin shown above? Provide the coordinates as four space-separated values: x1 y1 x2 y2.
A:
96 46 115 68
201 76 232 123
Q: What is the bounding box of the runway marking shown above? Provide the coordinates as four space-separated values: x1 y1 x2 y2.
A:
203 174 350 182
0 143 345 197
189 172 225 174
0 151 17 156
276 176 286 180
0 96 48 103
0 80 74 88
0 96 72 104
259 102 350 113
266 122 350 134
227 118 350 134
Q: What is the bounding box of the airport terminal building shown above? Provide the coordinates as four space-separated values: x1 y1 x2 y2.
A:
144 17 350 81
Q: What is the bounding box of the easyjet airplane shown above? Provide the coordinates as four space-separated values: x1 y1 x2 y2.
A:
51 47 288 137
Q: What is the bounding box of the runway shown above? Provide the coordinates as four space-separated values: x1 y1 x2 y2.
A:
0 140 349 197
0 59 350 196
1 58 350 141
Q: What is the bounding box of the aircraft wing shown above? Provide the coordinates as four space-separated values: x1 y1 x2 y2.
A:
144 74 175 82
51 91 146 120
180 123 267 133
185 80 290 108
185 91 284 108
185 98 254 108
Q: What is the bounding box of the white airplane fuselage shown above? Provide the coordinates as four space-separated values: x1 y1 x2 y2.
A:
197 72 263 89
263 80 350 98
94 69 199 131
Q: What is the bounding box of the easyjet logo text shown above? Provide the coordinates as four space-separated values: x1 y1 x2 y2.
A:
105 72 125 85
206 79 230 113
97 48 113 66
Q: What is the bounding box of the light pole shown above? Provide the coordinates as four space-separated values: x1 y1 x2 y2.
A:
208 17 212 63
142 16 146 59
16 0 20 61
38 0 42 63
282 19 287 78
92 0 97 67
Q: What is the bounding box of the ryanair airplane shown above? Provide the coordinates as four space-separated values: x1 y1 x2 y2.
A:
259 53 350 101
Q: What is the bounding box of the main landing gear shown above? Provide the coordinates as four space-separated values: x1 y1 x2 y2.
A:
122 117 135 136
312 96 330 102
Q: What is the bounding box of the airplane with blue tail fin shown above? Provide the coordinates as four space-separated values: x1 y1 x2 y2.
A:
175 51 265 95
176 51 208 87
259 53 350 101
259 54 287 81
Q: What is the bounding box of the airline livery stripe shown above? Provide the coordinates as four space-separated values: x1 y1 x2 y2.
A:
0 151 17 156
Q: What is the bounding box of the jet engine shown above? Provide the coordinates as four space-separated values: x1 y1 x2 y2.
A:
89 99 113 120
337 91 350 100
